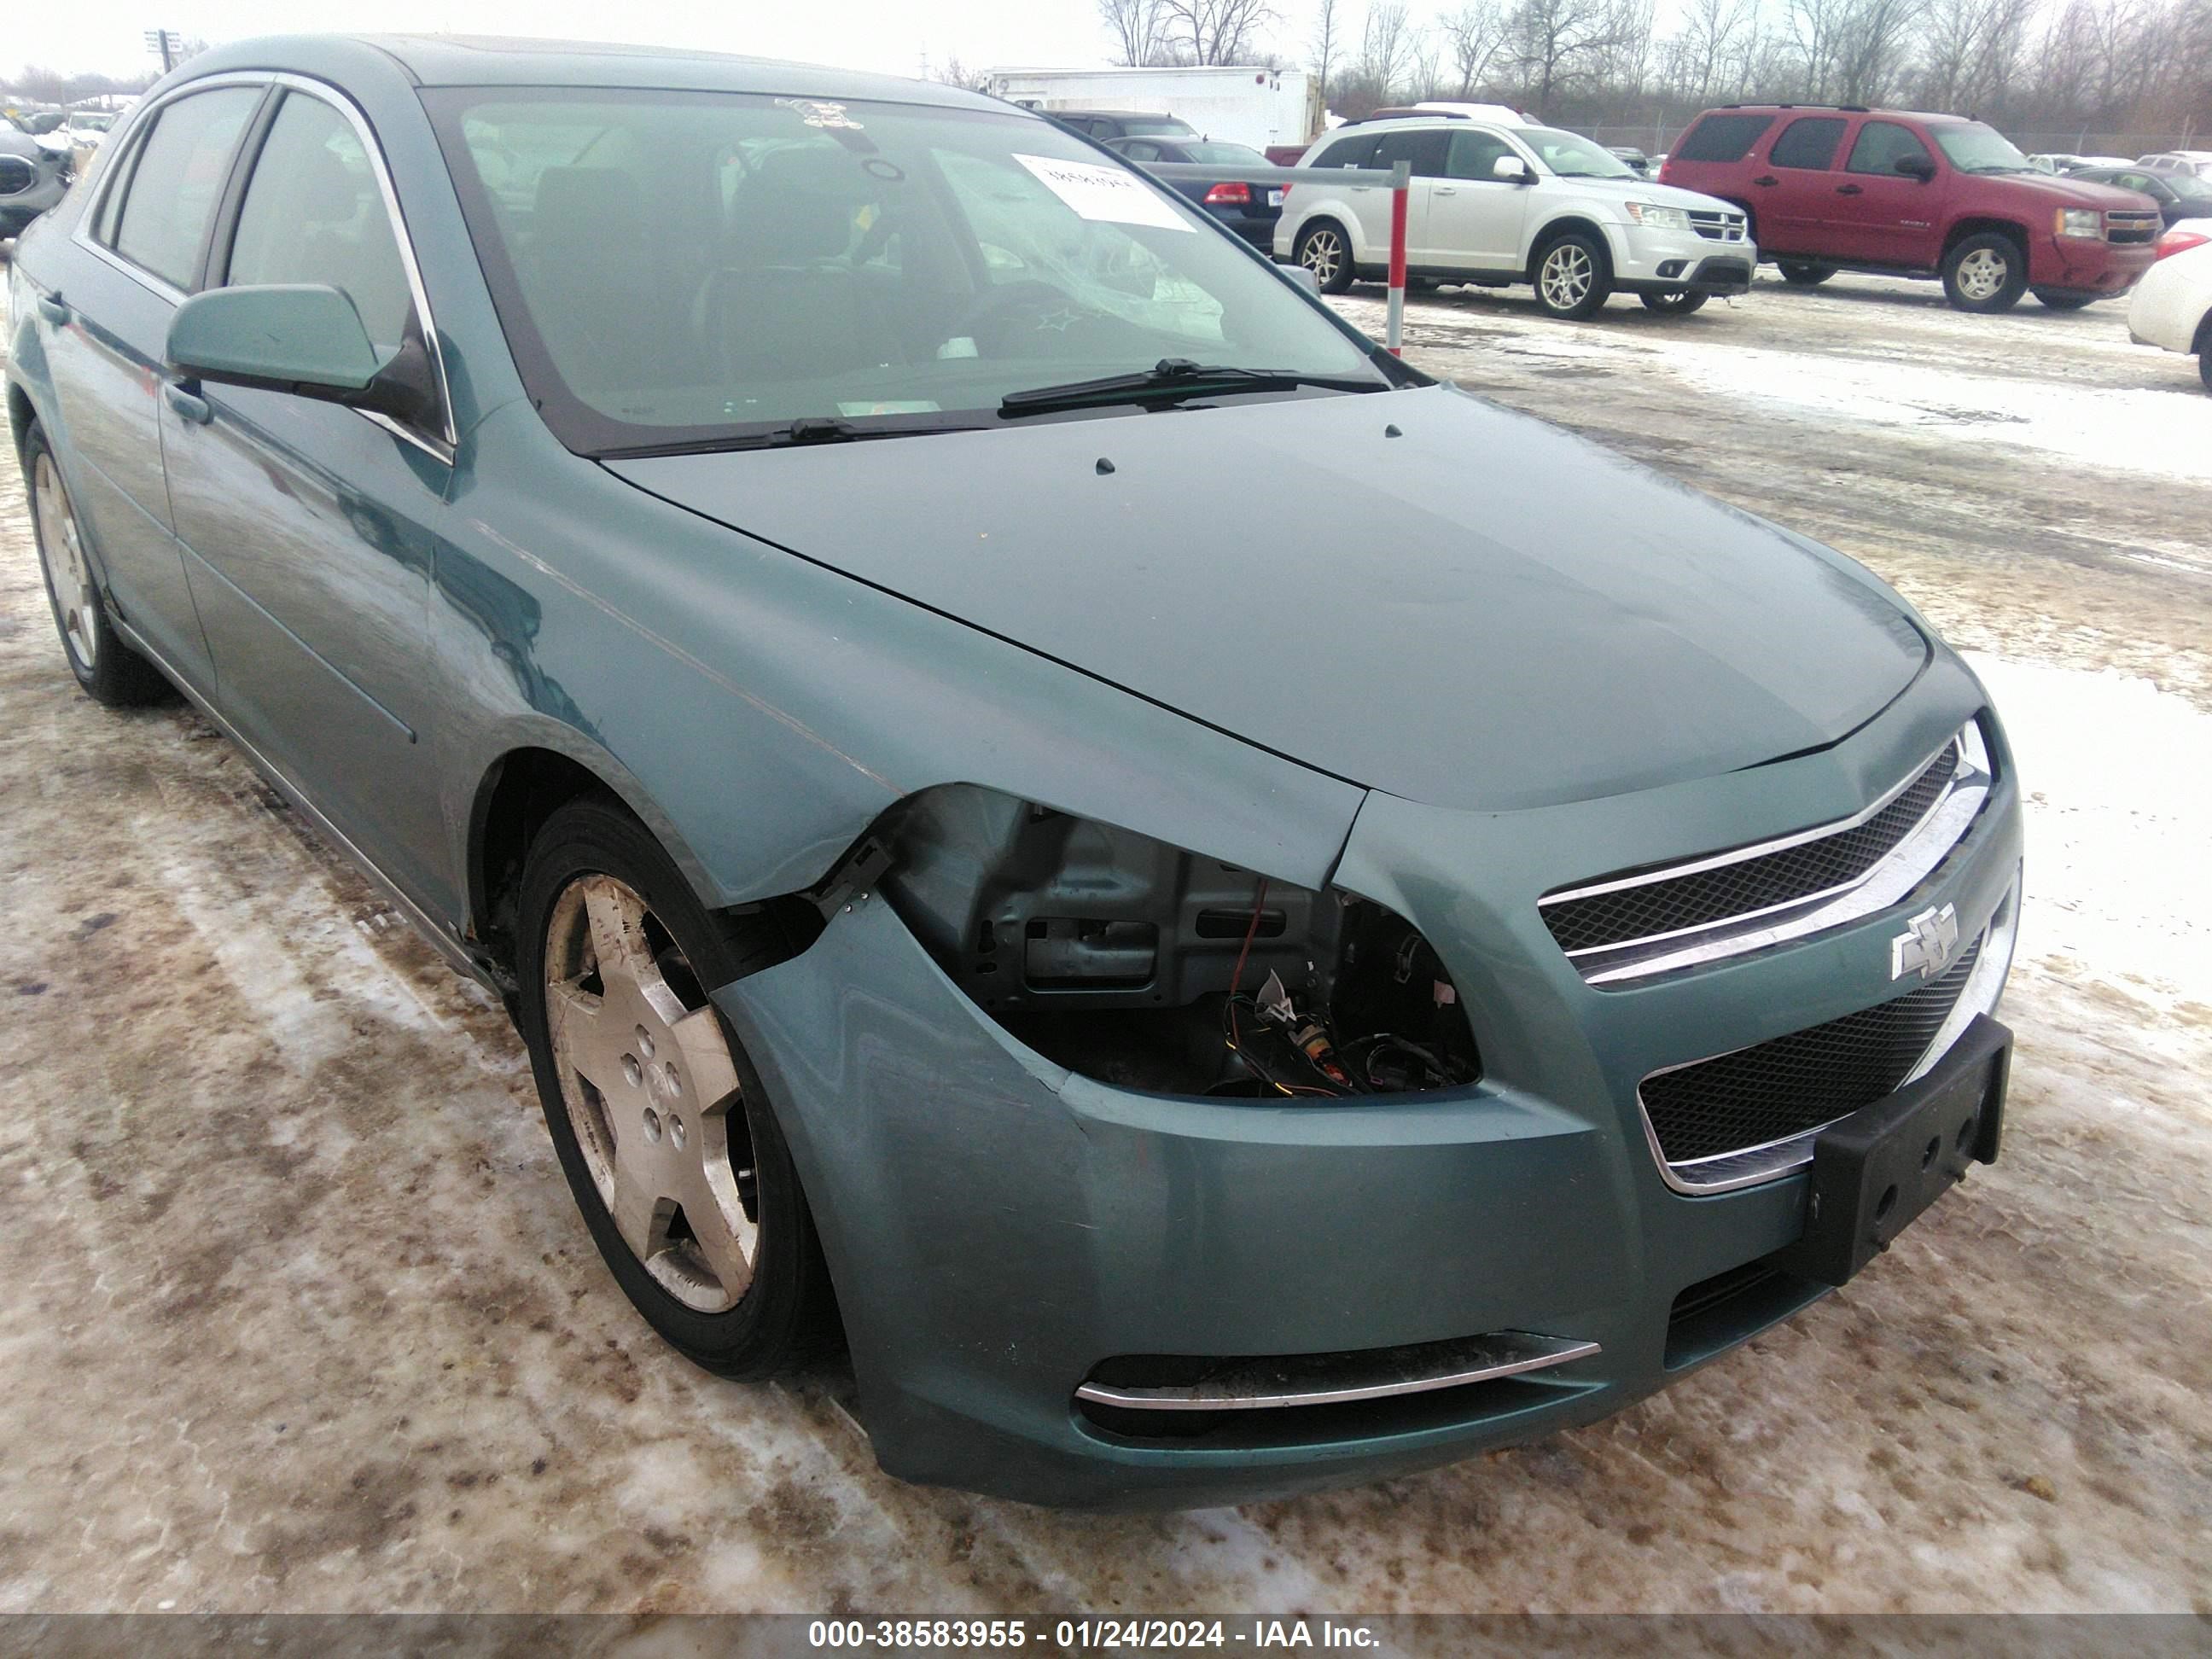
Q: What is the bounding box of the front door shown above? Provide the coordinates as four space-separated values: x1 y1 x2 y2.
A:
36 84 263 692
157 84 454 905
1826 120 1947 267
1426 128 1533 271
1366 128 1447 265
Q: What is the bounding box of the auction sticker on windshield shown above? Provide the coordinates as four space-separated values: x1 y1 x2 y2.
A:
1015 154 1194 231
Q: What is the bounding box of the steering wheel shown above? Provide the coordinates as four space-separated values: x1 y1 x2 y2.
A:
955 281 1098 356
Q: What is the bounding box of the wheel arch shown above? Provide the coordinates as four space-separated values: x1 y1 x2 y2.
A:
1941 216 2030 261
1525 214 1616 282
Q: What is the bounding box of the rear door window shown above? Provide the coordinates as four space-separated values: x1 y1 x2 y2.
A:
107 85 261 288
1373 129 1450 180
1845 120 1934 177
1674 113 1773 164
1768 117 1848 172
1315 132 1381 169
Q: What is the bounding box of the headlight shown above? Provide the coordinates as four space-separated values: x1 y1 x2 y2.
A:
871 785 1481 1097
1623 201 1692 232
2056 207 2103 239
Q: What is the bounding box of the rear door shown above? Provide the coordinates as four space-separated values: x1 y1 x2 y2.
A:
1826 119 1946 266
1425 126 1530 271
1367 128 1447 263
1755 114 1851 252
156 81 454 902
35 81 264 692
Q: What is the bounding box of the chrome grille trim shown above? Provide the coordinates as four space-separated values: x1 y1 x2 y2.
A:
1640 876 2018 1196
1543 722 1991 987
2105 211 2162 245
1689 209 1748 243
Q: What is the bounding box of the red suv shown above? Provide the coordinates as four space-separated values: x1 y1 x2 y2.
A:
1661 105 2162 311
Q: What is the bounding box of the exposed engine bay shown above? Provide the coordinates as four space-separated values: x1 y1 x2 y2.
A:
871 787 1481 1097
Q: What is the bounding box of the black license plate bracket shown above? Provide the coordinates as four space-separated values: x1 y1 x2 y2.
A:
1771 1013 2010 1288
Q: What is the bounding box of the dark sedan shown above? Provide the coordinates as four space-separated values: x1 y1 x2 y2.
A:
2071 165 2212 228
0 120 72 239
1107 135 1285 247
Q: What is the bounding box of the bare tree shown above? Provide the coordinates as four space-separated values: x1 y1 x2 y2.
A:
1505 0 1627 112
1441 0 1511 96
1156 0 1282 64
1660 0 1760 103
1359 2 1418 100
1312 0 1342 96
928 56 993 93
1100 0 1169 66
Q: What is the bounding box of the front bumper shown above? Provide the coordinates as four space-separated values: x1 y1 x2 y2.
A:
2033 234 2156 294
1615 223 1758 292
715 652 2019 1509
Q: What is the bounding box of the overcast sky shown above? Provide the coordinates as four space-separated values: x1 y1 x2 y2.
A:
13 0 1305 82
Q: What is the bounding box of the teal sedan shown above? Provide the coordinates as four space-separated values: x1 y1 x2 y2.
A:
4 36 2023 1509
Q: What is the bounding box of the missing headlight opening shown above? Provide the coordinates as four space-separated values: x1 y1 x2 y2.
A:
873 787 1481 1097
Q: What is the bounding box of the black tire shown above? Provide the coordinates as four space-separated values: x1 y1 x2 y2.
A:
1640 288 1708 315
2200 351 2212 395
1293 219 1354 294
515 797 840 1379
1531 230 1613 319
1941 231 2028 312
1778 262 1837 286
2031 287 2098 311
22 425 171 707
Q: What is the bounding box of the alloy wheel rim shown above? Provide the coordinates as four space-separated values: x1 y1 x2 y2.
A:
544 873 758 1313
32 453 98 670
1542 246 1592 309
1959 248 2006 300
1301 230 1342 283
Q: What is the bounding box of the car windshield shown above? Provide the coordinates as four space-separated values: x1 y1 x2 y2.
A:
1121 118 1196 137
1177 141 1270 166
1933 124 2032 172
2171 172 2212 201
1516 127 1633 178
427 89 1380 456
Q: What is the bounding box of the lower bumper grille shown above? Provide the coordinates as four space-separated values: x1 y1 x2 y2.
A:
1638 875 2017 1193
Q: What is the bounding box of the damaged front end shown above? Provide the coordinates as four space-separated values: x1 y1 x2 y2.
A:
871 785 1481 1102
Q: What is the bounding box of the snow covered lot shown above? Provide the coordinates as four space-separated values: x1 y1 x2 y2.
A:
0 262 2206 1617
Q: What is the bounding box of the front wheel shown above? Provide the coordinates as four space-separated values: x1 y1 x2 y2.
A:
1640 288 1708 315
1532 232 1613 319
25 428 170 707
516 798 840 1378
1293 220 1354 294
2200 351 2212 395
1777 262 1836 286
1941 233 2027 312
2030 287 2098 311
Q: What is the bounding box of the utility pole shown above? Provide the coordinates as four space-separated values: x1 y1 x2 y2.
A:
143 28 183 73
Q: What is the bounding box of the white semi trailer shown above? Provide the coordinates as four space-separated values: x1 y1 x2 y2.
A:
982 66 1323 154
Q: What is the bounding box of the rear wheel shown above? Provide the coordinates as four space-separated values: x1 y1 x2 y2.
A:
516 799 839 1378
2200 351 2212 395
2030 286 2098 311
25 428 170 707
1532 231 1613 319
1294 220 1353 294
1941 232 2027 312
1778 261 1836 286
1640 288 1708 315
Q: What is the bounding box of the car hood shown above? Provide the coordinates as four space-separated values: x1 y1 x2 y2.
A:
1553 174 1742 215
607 384 1929 813
1988 170 2154 210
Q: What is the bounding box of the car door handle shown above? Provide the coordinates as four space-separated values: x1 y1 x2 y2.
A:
162 382 212 426
36 294 70 325
1836 183 1864 195
1435 185 1458 195
1753 175 1778 187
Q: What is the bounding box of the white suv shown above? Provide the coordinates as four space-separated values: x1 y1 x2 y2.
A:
2139 150 2212 181
1276 117 1757 318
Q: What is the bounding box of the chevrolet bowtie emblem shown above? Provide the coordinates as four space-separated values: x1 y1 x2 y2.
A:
1890 903 1960 981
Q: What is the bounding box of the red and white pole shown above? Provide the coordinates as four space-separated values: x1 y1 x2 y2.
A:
1386 159 1410 357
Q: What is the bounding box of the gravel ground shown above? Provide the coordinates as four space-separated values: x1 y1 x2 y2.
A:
0 257 2207 1618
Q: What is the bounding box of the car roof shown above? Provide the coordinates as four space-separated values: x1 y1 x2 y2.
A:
1708 104 1970 125
178 33 999 112
1055 109 1192 122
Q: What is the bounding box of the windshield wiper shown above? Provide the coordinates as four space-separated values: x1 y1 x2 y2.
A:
593 416 987 461
1000 358 1383 418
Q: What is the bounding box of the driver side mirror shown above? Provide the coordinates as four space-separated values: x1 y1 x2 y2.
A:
166 283 437 428
1895 154 1937 182
1493 154 1531 184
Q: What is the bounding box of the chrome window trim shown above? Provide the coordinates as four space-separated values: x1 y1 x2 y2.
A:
1073 1331 1601 1413
69 69 457 461
1639 874 2018 1196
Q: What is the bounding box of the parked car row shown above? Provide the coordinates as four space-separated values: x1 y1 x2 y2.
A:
0 112 75 241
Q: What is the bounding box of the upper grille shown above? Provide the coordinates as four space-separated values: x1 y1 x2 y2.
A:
2106 212 2162 245
0 155 35 197
1689 210 1748 243
1542 740 1960 958
1640 937 1981 1166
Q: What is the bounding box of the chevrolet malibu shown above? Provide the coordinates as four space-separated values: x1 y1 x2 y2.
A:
5 36 2022 1510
